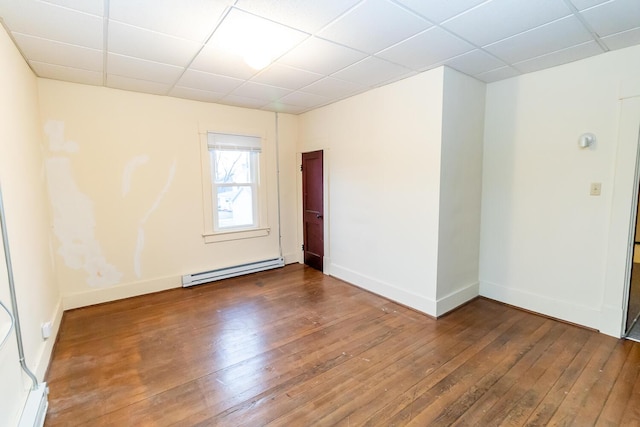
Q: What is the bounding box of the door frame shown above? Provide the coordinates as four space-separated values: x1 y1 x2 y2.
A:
603 86 640 337
297 148 330 274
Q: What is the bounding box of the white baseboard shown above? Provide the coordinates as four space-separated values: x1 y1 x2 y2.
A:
480 280 601 331
62 276 180 310
330 263 437 316
436 281 479 317
35 298 63 381
283 252 299 265
599 304 624 338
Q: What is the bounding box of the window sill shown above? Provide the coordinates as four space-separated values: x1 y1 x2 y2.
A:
203 227 270 243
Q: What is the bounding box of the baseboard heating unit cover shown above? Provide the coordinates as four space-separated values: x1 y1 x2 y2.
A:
182 258 284 287
18 383 48 427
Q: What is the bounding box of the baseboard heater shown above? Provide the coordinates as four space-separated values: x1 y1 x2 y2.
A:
182 257 284 287
18 383 48 427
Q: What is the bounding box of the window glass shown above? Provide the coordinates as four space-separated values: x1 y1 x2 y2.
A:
208 133 261 231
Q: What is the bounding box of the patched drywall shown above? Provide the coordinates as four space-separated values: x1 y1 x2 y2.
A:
132 160 176 277
122 155 149 197
44 120 122 287
37 80 298 308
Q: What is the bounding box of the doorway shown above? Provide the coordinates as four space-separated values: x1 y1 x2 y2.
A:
302 150 323 271
627 172 640 340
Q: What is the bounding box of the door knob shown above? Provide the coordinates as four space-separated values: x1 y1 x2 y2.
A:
316 214 323 219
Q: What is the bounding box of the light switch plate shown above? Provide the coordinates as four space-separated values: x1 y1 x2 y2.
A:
590 182 602 196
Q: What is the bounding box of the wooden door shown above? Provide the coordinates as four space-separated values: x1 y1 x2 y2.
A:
302 150 323 271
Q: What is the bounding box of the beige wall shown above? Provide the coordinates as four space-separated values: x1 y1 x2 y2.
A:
0 27 61 425
37 80 298 308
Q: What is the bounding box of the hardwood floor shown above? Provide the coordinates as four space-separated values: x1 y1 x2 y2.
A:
45 264 640 426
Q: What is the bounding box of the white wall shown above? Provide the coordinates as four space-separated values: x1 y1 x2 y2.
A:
436 68 486 315
299 68 451 315
37 80 298 309
480 44 640 336
0 27 61 425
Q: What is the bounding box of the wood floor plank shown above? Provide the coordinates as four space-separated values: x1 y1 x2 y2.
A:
571 340 633 426
386 313 548 426
545 333 620 426
264 301 516 427
596 343 640 426
357 309 531 425
450 320 565 426
43 265 640 427
522 332 604 426
495 327 593 426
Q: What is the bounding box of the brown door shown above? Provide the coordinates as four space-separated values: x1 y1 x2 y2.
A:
302 150 323 271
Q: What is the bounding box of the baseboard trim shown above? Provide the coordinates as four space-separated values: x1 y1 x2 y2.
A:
62 276 180 310
34 298 63 381
600 304 624 338
479 280 601 332
330 263 437 316
436 281 479 317
283 252 299 265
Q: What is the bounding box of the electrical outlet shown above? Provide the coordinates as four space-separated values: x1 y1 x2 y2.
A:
590 182 602 196
41 322 52 340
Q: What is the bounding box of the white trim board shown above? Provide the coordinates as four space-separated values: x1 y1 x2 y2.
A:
330 263 478 318
62 276 180 310
480 280 601 331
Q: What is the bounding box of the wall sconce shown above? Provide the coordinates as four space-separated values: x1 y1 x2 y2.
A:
579 133 596 149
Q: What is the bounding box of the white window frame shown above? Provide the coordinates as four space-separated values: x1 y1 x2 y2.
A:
200 130 270 243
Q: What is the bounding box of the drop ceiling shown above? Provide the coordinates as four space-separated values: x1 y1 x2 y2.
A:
1 0 638 114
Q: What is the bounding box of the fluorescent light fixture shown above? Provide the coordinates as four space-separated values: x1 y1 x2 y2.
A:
213 9 307 70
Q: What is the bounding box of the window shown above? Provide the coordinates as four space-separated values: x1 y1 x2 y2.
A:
208 132 262 232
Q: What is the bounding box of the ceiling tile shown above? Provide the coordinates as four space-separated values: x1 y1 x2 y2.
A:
12 33 102 71
332 56 414 87
602 27 640 50
261 102 308 114
1 1 103 49
107 74 171 95
278 91 331 108
107 53 184 84
444 49 507 75
580 0 640 37
220 94 269 109
568 0 610 11
230 82 293 103
30 61 103 86
108 21 202 67
442 0 572 46
377 27 474 70
475 66 521 82
109 0 232 42
279 37 367 75
300 77 367 98
39 0 103 15
318 0 431 54
394 0 488 23
513 40 603 73
204 8 308 73
2 0 638 113
176 69 243 94
234 0 360 33
485 16 593 64
169 86 226 103
189 44 258 80
251 64 324 90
